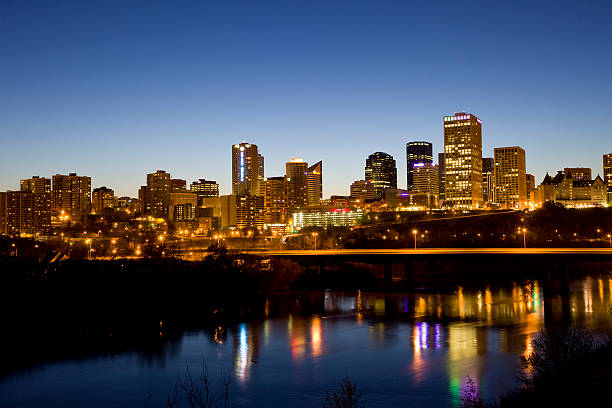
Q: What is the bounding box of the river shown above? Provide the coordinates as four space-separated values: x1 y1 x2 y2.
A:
2 271 612 407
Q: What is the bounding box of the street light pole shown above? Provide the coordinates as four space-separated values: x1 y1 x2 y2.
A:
412 229 417 249
608 234 611 247
523 228 527 249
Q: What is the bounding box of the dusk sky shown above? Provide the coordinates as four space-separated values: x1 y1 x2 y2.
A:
1 0 611 197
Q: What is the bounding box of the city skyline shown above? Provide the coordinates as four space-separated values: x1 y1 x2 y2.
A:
2 1 611 197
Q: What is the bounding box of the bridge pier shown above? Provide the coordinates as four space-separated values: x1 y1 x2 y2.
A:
384 263 392 291
542 263 572 326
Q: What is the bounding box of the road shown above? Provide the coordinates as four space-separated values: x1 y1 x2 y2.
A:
249 248 612 256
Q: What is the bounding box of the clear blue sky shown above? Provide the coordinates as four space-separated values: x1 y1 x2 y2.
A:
1 0 611 197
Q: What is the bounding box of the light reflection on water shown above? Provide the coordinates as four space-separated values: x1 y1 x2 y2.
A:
2 273 612 407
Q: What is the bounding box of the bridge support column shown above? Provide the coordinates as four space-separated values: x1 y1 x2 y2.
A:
384 263 392 291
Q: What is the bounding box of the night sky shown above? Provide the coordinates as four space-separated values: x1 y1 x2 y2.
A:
1 0 611 197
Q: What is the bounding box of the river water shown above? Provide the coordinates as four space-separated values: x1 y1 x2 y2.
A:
2 272 612 407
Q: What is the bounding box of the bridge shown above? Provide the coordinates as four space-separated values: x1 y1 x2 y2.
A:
247 248 612 324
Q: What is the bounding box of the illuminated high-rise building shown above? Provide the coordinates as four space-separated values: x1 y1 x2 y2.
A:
482 157 495 205
264 176 287 224
494 146 526 208
190 179 219 206
526 174 536 191
306 161 322 206
443 112 483 209
170 179 187 191
350 180 367 202
232 143 260 196
285 158 308 210
92 187 115 214
51 173 91 218
364 152 397 201
563 167 591 181
0 190 51 235
412 163 439 209
406 141 433 191
143 170 171 218
605 154 612 203
438 153 445 202
20 176 51 194
257 154 265 196
413 163 439 194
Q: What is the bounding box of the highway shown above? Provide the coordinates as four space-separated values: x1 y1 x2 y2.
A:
249 248 612 256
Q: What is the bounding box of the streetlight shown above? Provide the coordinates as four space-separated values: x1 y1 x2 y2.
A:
412 229 418 249
522 228 527 249
608 234 611 247
312 232 318 250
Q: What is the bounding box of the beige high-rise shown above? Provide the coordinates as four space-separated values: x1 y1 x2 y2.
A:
443 112 483 209
494 146 526 208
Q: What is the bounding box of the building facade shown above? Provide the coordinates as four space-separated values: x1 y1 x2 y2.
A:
143 170 171 219
493 146 526 208
169 191 197 222
604 154 612 204
51 173 91 218
482 157 495 205
285 158 308 211
264 176 287 225
232 142 261 196
443 113 483 209
190 179 219 206
406 141 433 191
306 161 322 207
364 152 397 201
20 176 51 194
92 187 115 215
536 172 607 207
0 191 51 235
563 168 591 181
438 153 445 202
412 163 439 208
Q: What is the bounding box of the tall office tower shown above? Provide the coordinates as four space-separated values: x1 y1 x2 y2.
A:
493 146 527 208
52 173 92 217
232 142 260 196
364 152 397 201
306 161 323 206
605 154 612 204
92 187 115 214
406 141 433 191
171 179 187 191
563 167 591 181
350 180 367 201
257 154 265 196
285 158 308 210
0 191 51 235
526 174 536 191
20 176 51 194
264 176 287 224
412 163 439 194
190 179 219 206
438 153 445 202
144 170 171 219
443 112 483 209
482 157 495 205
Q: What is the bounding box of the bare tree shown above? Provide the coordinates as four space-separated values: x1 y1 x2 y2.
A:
166 362 231 408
